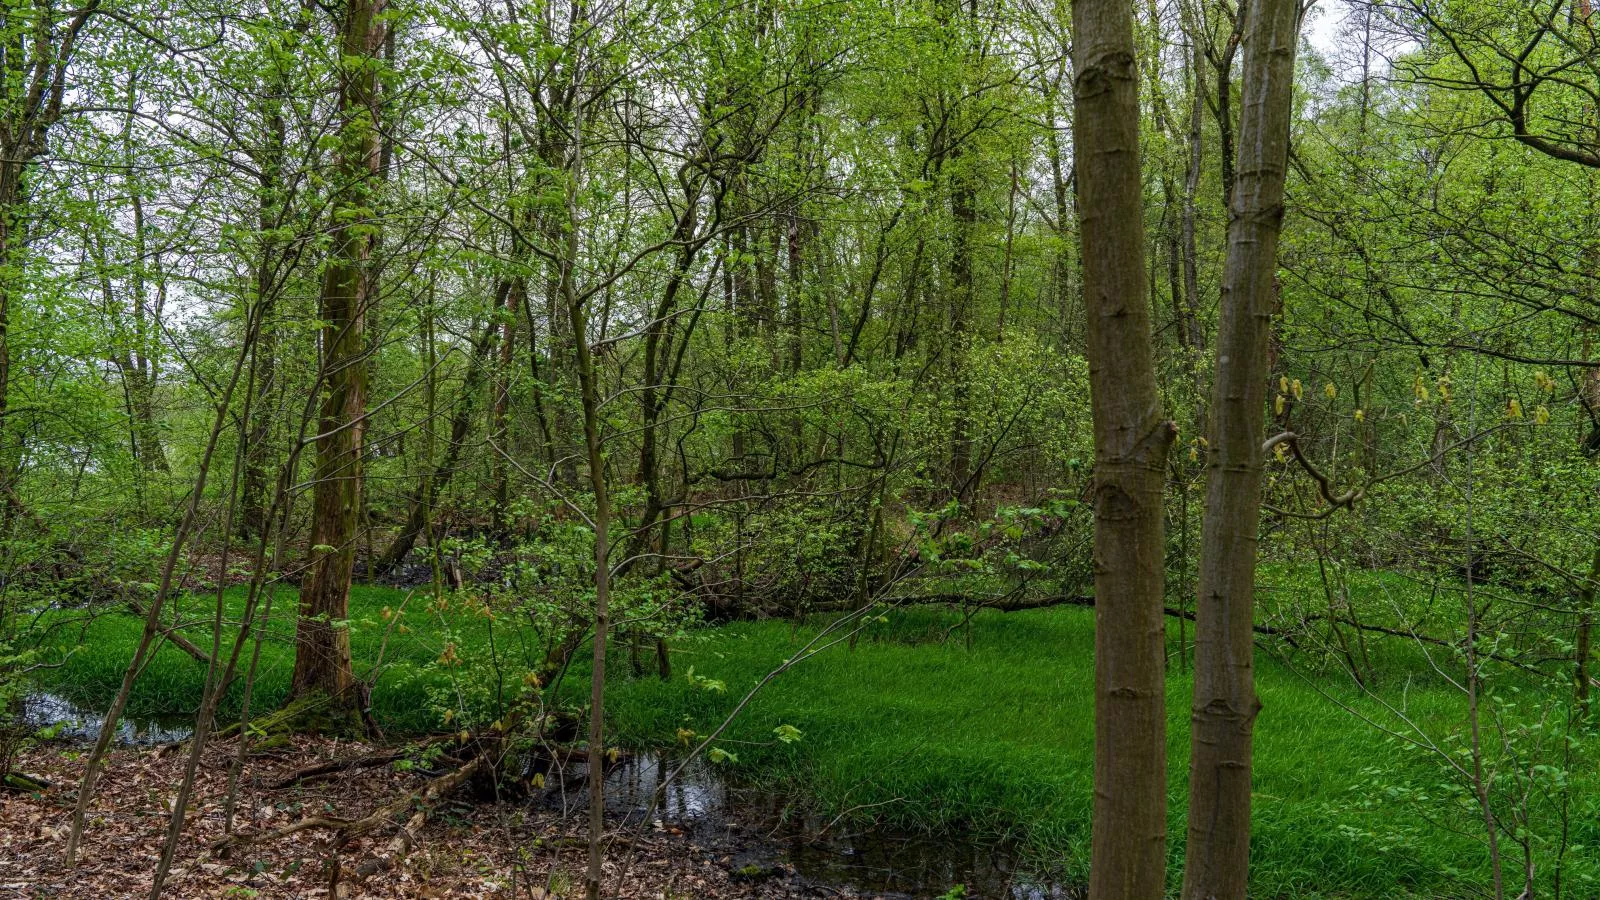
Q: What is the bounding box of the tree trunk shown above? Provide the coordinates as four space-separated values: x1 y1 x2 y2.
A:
948 150 976 506
0 2 101 526
1181 0 1300 896
1576 544 1599 713
241 21 298 542
490 276 516 535
1072 2 1176 897
291 0 386 713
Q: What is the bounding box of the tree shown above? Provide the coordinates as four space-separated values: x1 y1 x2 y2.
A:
1181 0 1301 895
1072 0 1176 896
0 0 102 517
290 0 388 715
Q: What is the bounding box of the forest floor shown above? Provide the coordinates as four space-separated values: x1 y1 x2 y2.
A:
0 737 856 899
21 570 1600 897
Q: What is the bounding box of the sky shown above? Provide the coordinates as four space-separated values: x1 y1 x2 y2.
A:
1308 0 1350 54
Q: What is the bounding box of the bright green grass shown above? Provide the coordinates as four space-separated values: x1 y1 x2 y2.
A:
606 605 1600 897
33 584 517 732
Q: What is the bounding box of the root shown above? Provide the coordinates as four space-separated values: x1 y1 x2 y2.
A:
216 691 368 744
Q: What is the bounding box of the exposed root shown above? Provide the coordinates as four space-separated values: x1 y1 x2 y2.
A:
216 691 369 745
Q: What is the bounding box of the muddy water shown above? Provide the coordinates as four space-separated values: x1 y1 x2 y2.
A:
548 752 1085 899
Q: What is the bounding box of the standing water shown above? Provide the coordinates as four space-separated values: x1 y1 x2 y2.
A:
549 751 1085 898
20 691 194 746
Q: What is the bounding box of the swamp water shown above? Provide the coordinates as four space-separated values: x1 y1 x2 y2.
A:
549 751 1085 898
21 691 194 746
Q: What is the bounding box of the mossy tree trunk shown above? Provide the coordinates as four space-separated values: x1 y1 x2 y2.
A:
291 0 387 715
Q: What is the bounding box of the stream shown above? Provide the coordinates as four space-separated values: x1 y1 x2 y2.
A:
21 693 1082 898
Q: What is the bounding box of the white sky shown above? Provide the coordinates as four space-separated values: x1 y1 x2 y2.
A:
1307 0 1354 61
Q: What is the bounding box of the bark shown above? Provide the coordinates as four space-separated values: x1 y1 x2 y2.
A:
1181 0 1300 896
1071 2 1176 897
490 276 516 535
291 0 386 711
1576 544 1599 713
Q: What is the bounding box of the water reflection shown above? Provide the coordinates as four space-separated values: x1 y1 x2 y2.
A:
553 751 1085 899
21 692 193 746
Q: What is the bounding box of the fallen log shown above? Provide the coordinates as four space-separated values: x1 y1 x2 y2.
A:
841 591 1545 671
124 598 214 666
2 772 51 793
269 741 445 789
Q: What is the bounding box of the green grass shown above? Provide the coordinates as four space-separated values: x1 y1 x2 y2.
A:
32 584 513 733
606 602 1600 897
23 572 1600 897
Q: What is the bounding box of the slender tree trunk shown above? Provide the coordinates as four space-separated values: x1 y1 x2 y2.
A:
1210 8 1244 212
241 16 299 542
948 155 976 506
1576 544 1599 713
491 276 516 535
291 0 386 713
1046 119 1076 348
1072 2 1176 897
1180 33 1207 441
66 302 260 866
0 2 101 524
1181 0 1300 896
376 317 500 573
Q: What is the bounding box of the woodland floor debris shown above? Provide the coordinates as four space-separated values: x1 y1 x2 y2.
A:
0 737 861 899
